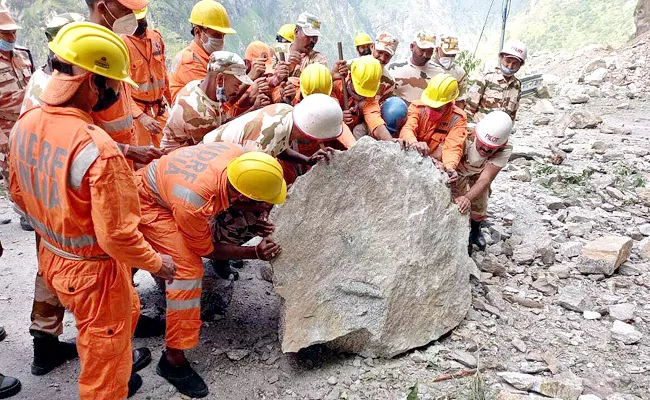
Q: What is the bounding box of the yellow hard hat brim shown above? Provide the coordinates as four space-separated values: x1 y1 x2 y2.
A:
268 179 287 205
190 20 236 34
420 97 453 109
122 76 139 88
352 81 379 98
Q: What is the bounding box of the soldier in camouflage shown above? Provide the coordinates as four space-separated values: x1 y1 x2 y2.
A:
161 51 255 150
388 30 439 104
373 32 398 103
465 40 527 124
430 34 467 108
272 12 328 78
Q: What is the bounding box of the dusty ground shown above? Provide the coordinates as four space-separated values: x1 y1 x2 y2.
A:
2 50 650 400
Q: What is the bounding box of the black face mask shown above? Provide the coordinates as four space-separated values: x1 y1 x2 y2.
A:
134 20 147 36
92 75 120 112
358 48 372 56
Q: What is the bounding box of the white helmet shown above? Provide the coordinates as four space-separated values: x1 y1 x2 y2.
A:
500 40 527 64
292 94 343 140
475 111 513 148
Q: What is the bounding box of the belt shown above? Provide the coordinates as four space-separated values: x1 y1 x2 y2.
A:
41 238 110 261
134 98 165 107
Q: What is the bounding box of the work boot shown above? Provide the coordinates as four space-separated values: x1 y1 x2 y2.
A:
156 351 209 398
127 373 143 398
0 374 21 399
132 347 152 373
31 335 78 376
134 315 165 338
208 259 239 281
469 219 487 252
229 259 244 269
0 327 6 342
19 216 34 232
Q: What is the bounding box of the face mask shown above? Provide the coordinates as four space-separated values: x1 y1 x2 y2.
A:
92 76 121 112
439 56 454 69
500 64 518 76
425 107 443 122
201 32 225 54
134 20 147 37
0 40 15 52
104 6 138 35
216 86 227 103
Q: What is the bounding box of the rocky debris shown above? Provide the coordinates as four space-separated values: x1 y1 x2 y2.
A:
226 349 251 361
498 373 584 400
584 68 608 86
533 99 556 114
610 321 643 344
568 111 603 129
270 138 474 357
569 94 591 104
608 303 636 321
557 285 587 312
512 338 528 353
583 310 602 320
578 395 602 400
578 236 633 276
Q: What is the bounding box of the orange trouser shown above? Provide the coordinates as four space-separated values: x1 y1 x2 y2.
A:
38 245 140 400
134 104 168 147
138 199 203 350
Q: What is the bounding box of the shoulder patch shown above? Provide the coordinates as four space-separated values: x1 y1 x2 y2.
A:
84 124 121 159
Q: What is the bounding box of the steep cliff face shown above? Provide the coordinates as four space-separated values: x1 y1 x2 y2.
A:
635 0 650 36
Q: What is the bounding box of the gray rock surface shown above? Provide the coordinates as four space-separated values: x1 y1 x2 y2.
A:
578 236 633 276
270 138 474 357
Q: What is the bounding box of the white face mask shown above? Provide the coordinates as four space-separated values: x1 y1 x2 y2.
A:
439 56 454 69
104 7 138 35
201 33 225 54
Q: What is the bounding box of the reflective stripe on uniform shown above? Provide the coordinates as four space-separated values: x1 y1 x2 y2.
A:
167 279 202 291
172 184 207 209
97 115 134 133
450 114 462 128
25 213 98 249
146 160 168 208
68 142 100 190
167 298 201 311
40 238 109 261
135 79 166 93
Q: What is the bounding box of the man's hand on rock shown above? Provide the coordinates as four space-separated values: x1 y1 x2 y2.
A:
255 237 282 261
446 169 459 184
410 141 429 157
125 145 164 164
309 147 335 165
454 196 471 214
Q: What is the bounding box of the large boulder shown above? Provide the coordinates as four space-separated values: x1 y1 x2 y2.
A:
270 138 474 358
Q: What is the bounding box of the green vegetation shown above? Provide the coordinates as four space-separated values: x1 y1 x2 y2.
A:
456 50 482 76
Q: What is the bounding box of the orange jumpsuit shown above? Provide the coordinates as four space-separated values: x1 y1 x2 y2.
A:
124 29 171 147
331 78 386 137
90 83 137 146
169 40 210 104
134 142 242 350
8 105 162 400
399 101 468 170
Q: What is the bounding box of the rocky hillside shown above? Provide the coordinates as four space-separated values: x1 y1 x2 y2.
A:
5 0 636 68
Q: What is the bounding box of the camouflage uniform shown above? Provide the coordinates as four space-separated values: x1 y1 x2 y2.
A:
452 135 513 221
388 60 441 104
272 13 327 77
374 33 398 103
0 44 33 180
430 60 467 100
20 66 49 114
272 49 328 78
465 68 522 124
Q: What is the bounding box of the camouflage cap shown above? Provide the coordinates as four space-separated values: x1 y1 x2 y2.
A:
44 13 85 41
207 51 254 85
296 12 321 37
374 32 398 56
414 30 436 50
0 9 21 31
439 34 460 55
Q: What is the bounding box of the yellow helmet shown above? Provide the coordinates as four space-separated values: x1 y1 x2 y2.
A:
350 55 382 98
300 63 333 97
48 22 137 87
420 73 459 108
227 152 287 205
277 24 296 43
134 7 148 20
354 33 373 47
189 0 236 34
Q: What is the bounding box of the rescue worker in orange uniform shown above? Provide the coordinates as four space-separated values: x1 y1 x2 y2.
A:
169 0 236 103
0 8 34 232
399 73 468 180
134 144 286 398
124 7 171 147
245 40 294 104
87 0 164 166
331 55 393 141
8 22 176 400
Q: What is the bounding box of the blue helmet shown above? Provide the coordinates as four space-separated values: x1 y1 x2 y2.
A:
381 97 408 136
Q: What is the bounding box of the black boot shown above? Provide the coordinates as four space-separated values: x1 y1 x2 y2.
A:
31 335 78 376
0 374 21 399
132 347 152 373
127 373 142 398
208 259 239 281
469 219 487 252
19 216 34 232
229 259 244 269
134 315 165 338
156 351 209 398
